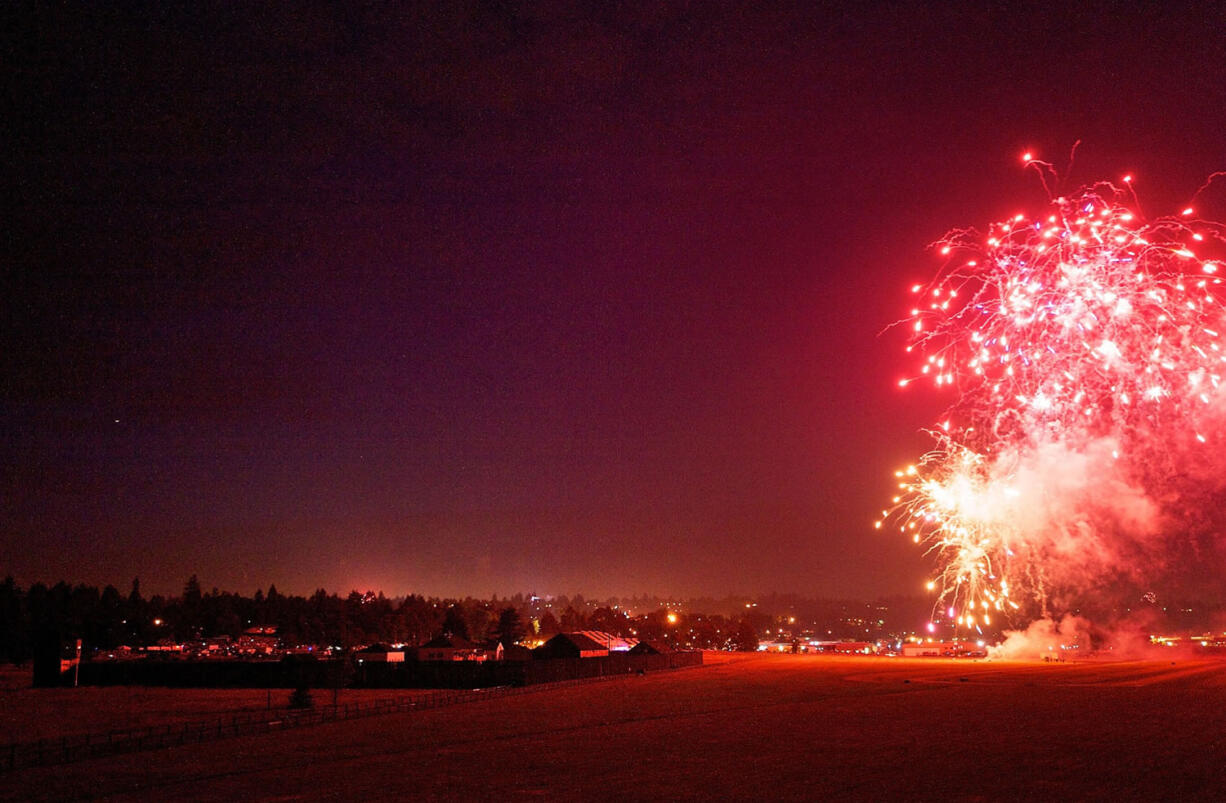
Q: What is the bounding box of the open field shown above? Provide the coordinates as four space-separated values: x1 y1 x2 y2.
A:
0 666 440 743
4 652 1226 800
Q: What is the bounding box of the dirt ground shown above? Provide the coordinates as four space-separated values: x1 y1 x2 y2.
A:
3 652 1225 801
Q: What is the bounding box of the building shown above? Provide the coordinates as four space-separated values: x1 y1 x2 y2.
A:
901 641 974 657
902 642 943 657
572 631 638 652
481 640 532 661
533 632 609 659
830 641 876 654
417 635 487 662
203 635 233 655
355 643 405 663
237 626 280 656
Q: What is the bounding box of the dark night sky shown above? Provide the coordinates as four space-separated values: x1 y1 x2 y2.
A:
5 2 1226 598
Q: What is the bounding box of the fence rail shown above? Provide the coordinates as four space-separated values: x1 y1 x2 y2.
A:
1 658 703 773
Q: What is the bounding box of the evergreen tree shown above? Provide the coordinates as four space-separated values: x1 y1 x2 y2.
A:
398 595 440 645
442 604 469 639
492 607 526 646
559 606 586 631
183 575 202 606
732 618 759 652
0 577 29 663
537 610 560 637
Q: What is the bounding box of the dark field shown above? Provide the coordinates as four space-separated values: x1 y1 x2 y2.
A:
0 666 438 743
4 652 1225 800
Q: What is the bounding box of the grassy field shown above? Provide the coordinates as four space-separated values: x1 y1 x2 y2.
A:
4 652 1225 800
0 666 439 742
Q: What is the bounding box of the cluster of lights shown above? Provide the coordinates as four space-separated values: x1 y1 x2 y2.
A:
878 163 1226 632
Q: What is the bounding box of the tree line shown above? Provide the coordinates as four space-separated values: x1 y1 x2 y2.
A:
0 576 764 663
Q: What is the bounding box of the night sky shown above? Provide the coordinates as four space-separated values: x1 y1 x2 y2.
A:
6 3 1226 599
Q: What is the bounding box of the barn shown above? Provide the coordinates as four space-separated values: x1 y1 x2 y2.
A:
532 632 609 659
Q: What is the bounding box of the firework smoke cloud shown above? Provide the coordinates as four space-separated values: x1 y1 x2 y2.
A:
879 157 1226 634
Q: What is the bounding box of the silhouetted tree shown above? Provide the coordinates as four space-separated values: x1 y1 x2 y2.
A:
537 610 560 637
732 619 759 652
177 575 204 638
442 604 469 639
397 595 439 646
95 585 123 648
589 607 629 635
0 577 29 663
183 575 202 606
636 609 668 642
461 599 493 642
559 606 586 631
492 607 526 646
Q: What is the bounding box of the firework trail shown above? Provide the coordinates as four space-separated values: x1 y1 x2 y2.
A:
879 159 1226 633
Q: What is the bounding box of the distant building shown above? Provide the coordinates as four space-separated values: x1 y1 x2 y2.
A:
237 627 279 656
485 641 533 662
832 641 875 654
355 643 405 663
572 631 638 651
502 644 533 661
902 643 942 657
901 641 972 657
533 633 609 659
629 640 672 655
418 635 487 662
204 635 232 653
146 638 184 654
